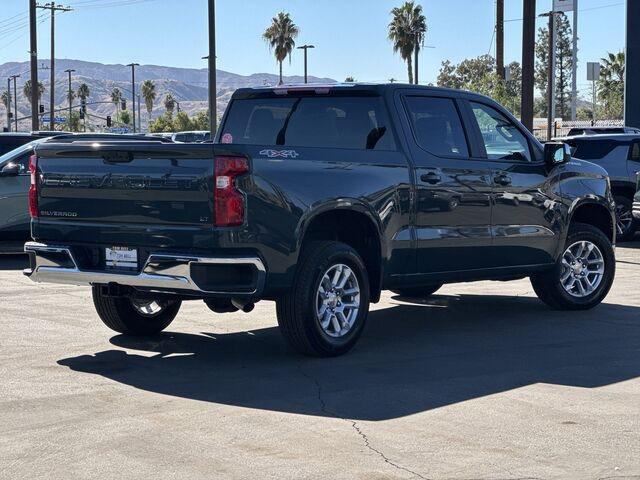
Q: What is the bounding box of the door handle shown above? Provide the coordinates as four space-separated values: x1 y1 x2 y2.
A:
494 174 512 186
421 172 441 184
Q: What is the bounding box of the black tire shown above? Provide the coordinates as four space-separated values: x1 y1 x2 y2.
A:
531 222 615 310
92 286 181 335
614 196 638 242
391 284 443 298
276 241 370 357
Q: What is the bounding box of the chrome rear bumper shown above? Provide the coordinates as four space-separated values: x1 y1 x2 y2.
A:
633 201 640 221
24 241 266 296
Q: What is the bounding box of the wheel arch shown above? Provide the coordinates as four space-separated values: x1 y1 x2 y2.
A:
297 202 385 302
567 199 616 244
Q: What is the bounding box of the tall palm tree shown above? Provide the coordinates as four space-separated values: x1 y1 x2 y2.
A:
164 93 176 115
389 2 427 84
23 80 45 106
141 80 156 122
111 87 122 120
262 12 299 85
77 83 90 104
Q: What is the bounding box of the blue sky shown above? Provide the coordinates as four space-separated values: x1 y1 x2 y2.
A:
0 0 627 98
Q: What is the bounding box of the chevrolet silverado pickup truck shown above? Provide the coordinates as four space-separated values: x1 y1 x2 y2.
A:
25 84 617 356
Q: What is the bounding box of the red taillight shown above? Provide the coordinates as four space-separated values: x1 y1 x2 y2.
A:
214 156 248 226
28 154 38 218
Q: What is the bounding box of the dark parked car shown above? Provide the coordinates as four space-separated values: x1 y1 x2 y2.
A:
24 84 616 356
565 126 640 137
0 132 65 156
0 133 174 246
564 134 640 241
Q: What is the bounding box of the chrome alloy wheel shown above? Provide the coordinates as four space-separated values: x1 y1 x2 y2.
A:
131 299 165 316
615 203 634 236
316 264 361 338
560 241 605 298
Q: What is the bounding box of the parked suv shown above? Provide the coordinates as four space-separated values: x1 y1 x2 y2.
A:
25 84 616 356
564 134 640 241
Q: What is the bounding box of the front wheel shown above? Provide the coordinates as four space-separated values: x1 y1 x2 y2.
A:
614 196 638 242
531 223 615 310
92 286 181 335
276 241 370 357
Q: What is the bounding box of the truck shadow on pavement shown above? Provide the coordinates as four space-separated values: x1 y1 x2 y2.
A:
57 294 640 421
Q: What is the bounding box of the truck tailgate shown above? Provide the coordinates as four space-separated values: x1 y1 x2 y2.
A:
33 143 218 249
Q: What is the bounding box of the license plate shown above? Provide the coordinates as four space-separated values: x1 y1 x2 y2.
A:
105 247 138 271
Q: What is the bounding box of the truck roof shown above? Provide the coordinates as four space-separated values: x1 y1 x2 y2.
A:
232 82 486 100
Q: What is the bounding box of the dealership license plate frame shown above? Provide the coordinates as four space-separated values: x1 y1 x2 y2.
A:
105 246 139 271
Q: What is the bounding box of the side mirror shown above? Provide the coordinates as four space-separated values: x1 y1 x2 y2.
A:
0 163 20 177
544 142 571 167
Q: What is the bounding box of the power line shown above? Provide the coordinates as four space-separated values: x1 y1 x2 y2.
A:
505 1 624 23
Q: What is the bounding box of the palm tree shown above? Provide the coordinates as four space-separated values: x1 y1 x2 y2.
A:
262 12 299 85
141 80 156 122
388 2 427 84
164 93 176 115
77 83 90 104
598 51 625 119
111 87 122 120
23 80 45 106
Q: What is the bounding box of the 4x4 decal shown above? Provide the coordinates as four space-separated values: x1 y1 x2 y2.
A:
259 149 300 159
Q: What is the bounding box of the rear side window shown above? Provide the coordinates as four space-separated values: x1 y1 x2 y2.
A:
404 96 469 157
220 96 396 150
569 140 619 160
631 142 640 161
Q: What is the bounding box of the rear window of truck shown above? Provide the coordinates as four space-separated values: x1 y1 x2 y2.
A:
220 96 396 151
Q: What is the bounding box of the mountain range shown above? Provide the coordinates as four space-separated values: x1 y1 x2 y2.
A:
0 59 336 131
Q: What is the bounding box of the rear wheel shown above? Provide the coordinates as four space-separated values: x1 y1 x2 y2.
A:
92 286 181 335
614 196 637 242
391 284 443 298
276 241 370 357
531 223 615 310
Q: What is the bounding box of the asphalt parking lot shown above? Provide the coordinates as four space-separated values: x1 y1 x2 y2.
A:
0 244 638 480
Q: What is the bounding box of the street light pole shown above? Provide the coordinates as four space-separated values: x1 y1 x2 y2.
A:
10 74 20 131
64 68 74 130
208 0 217 136
6 78 11 132
541 11 558 141
127 63 139 133
29 0 39 131
297 45 315 84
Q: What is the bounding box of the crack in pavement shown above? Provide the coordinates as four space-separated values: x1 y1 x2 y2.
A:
297 363 431 480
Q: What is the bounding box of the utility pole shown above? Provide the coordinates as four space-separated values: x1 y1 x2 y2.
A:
625 0 640 128
64 68 74 130
126 63 139 133
137 94 141 133
297 45 315 84
208 0 217 136
496 0 505 79
6 78 11 132
541 11 558 141
37 2 73 131
521 0 536 132
29 0 39 131
571 0 578 121
10 74 20 131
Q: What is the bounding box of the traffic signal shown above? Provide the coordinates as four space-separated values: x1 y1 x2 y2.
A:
106 115 112 127
79 110 85 120
121 100 126 110
39 104 45 114
8 112 13 119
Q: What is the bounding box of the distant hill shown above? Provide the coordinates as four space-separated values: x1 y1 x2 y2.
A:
0 59 336 131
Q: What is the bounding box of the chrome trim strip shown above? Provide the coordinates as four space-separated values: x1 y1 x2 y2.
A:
24 242 265 295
